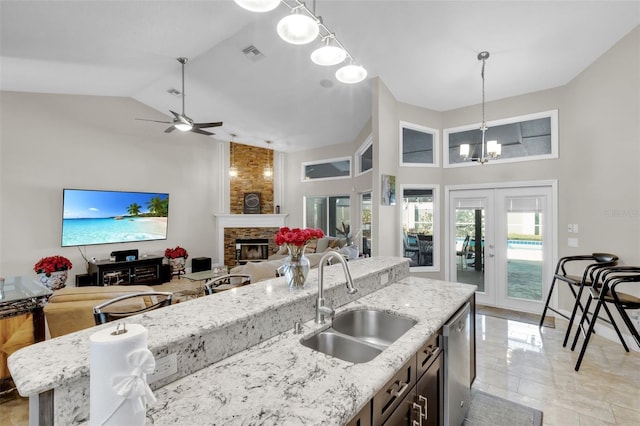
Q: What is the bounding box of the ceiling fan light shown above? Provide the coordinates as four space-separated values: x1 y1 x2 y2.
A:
277 13 319 45
175 122 193 132
311 44 347 66
233 0 280 12
335 64 367 84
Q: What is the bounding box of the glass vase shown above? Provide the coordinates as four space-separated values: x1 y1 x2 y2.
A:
283 244 310 289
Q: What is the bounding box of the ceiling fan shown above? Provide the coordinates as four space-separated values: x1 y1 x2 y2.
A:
136 57 222 136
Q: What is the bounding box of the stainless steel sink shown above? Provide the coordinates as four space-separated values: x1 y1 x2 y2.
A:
301 330 382 363
332 309 417 348
301 309 417 363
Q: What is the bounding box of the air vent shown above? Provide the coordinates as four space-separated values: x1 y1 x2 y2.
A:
242 45 265 62
167 88 182 97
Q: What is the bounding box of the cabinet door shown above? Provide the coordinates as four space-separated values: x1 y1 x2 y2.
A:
381 386 418 426
133 265 159 284
346 401 372 426
415 351 444 426
100 267 130 285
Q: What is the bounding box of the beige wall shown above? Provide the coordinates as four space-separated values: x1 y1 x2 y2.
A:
0 92 221 283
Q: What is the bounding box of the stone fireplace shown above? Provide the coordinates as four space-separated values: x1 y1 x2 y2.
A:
215 214 287 266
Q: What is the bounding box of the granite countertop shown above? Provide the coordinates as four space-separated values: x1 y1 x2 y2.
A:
146 276 476 425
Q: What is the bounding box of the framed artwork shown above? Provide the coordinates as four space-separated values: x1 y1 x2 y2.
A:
381 174 396 206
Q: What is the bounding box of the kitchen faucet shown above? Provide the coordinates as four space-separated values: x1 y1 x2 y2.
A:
316 251 358 324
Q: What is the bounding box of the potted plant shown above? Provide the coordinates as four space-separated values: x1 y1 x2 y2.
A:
34 255 72 290
165 246 188 277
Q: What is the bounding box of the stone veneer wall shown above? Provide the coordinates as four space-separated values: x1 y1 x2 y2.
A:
224 227 280 266
230 142 274 214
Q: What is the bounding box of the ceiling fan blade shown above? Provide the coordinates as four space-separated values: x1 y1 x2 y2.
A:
193 121 223 129
164 126 176 133
191 128 214 136
135 118 172 124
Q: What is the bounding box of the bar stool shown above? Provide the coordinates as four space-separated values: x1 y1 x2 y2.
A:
572 269 640 370
539 253 618 347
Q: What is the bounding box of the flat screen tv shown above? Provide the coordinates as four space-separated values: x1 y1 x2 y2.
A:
62 189 169 247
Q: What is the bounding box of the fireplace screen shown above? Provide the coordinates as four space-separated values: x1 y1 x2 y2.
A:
236 238 269 264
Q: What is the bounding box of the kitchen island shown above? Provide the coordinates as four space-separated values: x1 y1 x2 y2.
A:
9 257 475 425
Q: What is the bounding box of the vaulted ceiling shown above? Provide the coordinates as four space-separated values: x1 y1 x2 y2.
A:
1 1 638 152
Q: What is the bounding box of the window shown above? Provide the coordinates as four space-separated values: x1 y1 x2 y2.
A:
355 135 373 175
360 192 372 256
305 195 350 236
302 157 351 181
444 110 558 167
400 122 438 166
401 185 439 271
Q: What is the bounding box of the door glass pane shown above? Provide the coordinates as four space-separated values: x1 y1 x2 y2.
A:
305 196 327 234
455 205 485 292
506 197 543 301
329 196 350 237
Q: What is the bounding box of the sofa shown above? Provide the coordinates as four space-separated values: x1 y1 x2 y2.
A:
43 285 156 338
229 237 357 283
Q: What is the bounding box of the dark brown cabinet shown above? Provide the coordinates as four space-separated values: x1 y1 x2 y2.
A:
379 333 444 426
87 256 164 286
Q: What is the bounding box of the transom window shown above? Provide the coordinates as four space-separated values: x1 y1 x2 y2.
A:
400 121 438 167
355 135 373 175
444 110 558 167
302 157 351 181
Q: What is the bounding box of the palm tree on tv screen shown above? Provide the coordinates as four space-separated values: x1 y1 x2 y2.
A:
146 196 169 217
127 203 142 216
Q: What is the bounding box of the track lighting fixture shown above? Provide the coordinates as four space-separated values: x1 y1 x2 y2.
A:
234 0 367 84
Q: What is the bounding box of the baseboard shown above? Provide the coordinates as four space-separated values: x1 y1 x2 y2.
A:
553 308 640 352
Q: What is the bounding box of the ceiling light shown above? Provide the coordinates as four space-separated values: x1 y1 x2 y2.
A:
277 10 319 45
174 122 193 132
235 0 366 84
311 36 347 66
460 51 501 164
336 63 367 84
234 0 280 13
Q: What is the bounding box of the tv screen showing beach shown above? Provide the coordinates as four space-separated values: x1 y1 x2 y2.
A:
62 189 169 247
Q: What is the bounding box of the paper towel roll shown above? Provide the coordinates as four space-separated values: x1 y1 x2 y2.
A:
90 323 156 426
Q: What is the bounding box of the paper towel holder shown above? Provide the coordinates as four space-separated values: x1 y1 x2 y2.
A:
111 322 128 336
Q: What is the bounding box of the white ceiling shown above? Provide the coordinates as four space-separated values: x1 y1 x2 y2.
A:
1 1 638 152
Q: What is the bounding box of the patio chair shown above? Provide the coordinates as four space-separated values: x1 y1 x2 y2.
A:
456 235 470 270
539 253 618 347
403 233 420 265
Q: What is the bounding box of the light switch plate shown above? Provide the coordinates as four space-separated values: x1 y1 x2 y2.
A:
148 353 177 383
568 237 579 248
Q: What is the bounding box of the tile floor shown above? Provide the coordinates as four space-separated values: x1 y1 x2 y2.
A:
1 313 639 425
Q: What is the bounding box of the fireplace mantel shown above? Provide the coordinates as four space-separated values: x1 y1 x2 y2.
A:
214 214 288 265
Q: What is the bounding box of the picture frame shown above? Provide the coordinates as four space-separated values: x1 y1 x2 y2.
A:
381 174 396 206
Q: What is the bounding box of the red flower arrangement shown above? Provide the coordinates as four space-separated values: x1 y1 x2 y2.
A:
34 255 73 276
164 246 189 259
274 227 324 247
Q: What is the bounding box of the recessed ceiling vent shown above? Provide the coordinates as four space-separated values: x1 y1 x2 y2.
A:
242 45 265 62
167 88 182 97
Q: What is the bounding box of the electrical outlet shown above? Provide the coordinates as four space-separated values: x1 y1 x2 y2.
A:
148 353 177 384
380 272 389 285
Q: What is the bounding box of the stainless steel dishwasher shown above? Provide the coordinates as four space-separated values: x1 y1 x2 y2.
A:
443 302 471 426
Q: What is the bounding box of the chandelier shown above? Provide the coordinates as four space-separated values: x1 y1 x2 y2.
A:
234 0 367 84
459 51 501 164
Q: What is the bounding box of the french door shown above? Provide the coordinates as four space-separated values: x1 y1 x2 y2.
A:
448 184 555 313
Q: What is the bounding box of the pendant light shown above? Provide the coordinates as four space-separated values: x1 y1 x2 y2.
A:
311 35 347 66
263 141 274 181
277 7 319 45
459 51 501 164
336 60 367 84
233 0 280 13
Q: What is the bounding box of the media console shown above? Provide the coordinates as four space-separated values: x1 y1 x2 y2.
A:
87 255 165 286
